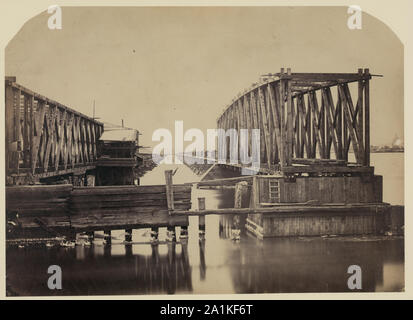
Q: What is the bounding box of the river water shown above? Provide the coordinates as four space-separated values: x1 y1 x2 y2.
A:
6 153 404 295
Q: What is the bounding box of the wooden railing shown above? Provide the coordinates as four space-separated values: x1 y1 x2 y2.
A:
5 77 104 182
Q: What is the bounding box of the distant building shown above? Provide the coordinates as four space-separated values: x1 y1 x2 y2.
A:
371 134 404 153
96 127 141 185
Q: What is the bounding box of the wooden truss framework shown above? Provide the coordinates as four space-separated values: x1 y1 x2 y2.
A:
217 68 374 174
5 78 104 180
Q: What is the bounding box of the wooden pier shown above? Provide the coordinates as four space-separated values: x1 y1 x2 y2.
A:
6 172 191 240
5 171 403 241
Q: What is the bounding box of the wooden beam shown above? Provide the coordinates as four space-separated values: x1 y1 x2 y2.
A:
339 85 363 163
276 73 372 81
164 170 174 212
5 83 14 173
364 69 370 166
291 158 346 165
286 68 293 166
308 91 324 159
23 94 30 167
323 88 339 157
279 68 286 166
8 81 103 126
55 110 67 171
258 87 272 169
281 165 374 174
172 203 388 216
268 83 283 164
31 100 46 172
358 68 364 164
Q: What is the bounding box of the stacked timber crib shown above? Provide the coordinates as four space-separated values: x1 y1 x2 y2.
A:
69 185 191 231
6 183 191 241
245 175 394 238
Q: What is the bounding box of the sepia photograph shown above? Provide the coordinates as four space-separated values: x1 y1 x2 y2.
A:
2 3 407 298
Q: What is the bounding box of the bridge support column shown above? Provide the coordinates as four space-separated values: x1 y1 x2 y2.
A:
104 229 111 245
199 240 206 280
86 231 94 243
166 225 176 242
125 228 132 243
199 217 206 241
151 227 159 244
231 182 246 241
180 226 188 241
198 198 206 241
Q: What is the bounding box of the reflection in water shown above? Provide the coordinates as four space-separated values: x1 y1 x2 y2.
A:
7 243 193 296
199 241 206 280
6 222 404 295
6 153 404 295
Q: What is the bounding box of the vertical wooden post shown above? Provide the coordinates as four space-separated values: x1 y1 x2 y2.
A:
151 226 159 244
232 182 246 240
23 94 30 167
5 82 14 174
125 228 132 243
199 239 206 280
180 225 188 240
104 229 112 245
252 176 260 209
336 86 343 160
198 197 206 241
341 86 348 162
320 91 326 159
164 170 174 213
86 231 94 241
324 89 331 159
309 94 316 158
286 68 293 166
15 90 22 172
29 95 34 172
279 68 285 167
167 225 176 242
358 68 364 165
258 87 272 169
364 68 370 166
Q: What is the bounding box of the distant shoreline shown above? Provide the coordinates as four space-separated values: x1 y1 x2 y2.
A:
349 150 404 153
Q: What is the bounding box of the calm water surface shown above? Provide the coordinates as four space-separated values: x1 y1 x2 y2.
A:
6 153 404 295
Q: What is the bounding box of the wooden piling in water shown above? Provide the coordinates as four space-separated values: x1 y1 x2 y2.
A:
151 227 159 243
180 226 188 240
86 231 94 241
104 229 112 245
164 170 174 213
198 197 206 240
232 182 246 240
125 228 132 243
167 225 176 242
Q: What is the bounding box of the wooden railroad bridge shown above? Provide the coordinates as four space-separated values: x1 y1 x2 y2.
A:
5 69 403 241
5 77 105 185
216 68 376 176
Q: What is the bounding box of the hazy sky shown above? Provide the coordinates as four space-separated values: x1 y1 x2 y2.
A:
6 6 403 148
